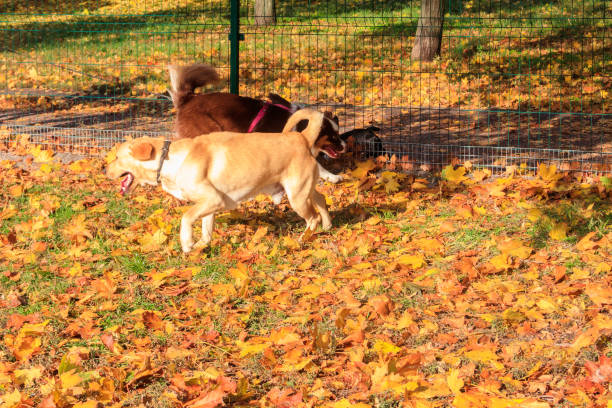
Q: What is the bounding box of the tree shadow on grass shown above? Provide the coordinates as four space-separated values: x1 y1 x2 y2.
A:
0 0 111 14
1 5 228 53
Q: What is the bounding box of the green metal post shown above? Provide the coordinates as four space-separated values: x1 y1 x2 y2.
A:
229 0 241 95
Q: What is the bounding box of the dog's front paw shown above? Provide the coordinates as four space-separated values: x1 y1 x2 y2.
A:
193 237 211 251
181 238 195 253
322 173 343 184
321 218 332 231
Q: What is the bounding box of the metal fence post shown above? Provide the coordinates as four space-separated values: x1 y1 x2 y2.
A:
229 0 241 95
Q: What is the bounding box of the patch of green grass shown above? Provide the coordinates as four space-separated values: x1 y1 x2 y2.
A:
245 303 288 335
528 218 552 249
400 223 414 234
98 296 162 330
132 294 164 311
119 253 151 275
564 257 586 271
374 209 398 220
193 260 228 283
49 202 79 225
447 228 490 252
105 196 142 227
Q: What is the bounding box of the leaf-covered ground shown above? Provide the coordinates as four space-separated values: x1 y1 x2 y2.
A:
1 145 611 408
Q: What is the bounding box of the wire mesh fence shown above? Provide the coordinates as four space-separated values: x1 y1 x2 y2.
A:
1 0 610 172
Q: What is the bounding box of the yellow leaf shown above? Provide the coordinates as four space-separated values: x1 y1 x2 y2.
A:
150 269 174 287
490 253 511 271
396 311 415 330
282 236 300 250
165 347 195 360
268 327 300 346
576 232 598 251
351 160 376 179
279 357 313 372
536 298 557 313
372 340 401 355
447 368 464 395
353 262 373 270
236 340 270 358
412 181 428 190
383 177 400 193
251 226 268 243
473 206 487 215
569 268 590 280
570 328 598 352
139 229 167 251
28 67 39 80
229 263 250 288
28 145 54 163
8 185 23 197
497 239 532 259
19 321 49 337
333 400 372 408
538 163 562 183
464 349 499 364
0 389 22 408
413 238 443 253
585 284 612 306
105 145 118 165
596 262 611 274
13 366 43 387
365 216 381 226
549 223 568 240
73 401 100 408
60 369 82 389
397 254 425 269
441 165 467 183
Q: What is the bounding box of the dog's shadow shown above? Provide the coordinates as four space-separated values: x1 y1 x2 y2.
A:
215 201 406 237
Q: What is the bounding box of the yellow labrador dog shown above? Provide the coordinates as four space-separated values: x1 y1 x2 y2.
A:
106 109 342 253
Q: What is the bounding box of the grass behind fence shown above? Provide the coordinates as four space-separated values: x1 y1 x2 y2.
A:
0 0 610 167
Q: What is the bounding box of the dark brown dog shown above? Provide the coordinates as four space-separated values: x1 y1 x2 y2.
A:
167 64 344 183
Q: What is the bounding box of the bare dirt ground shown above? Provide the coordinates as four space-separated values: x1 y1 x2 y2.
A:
2 99 611 172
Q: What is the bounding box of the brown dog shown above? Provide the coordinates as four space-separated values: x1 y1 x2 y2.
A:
167 64 345 183
106 109 335 253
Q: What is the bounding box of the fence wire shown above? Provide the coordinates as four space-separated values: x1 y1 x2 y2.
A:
1 0 610 173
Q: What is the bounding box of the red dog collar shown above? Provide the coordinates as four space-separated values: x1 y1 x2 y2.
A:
247 101 294 133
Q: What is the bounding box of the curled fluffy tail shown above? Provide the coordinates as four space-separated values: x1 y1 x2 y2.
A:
282 109 325 148
167 64 220 108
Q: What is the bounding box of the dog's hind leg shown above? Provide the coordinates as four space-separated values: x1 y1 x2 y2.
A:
311 190 332 230
318 163 343 184
200 214 215 246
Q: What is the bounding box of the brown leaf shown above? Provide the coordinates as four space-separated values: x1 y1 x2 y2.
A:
266 387 303 408
100 333 116 353
368 295 393 316
143 311 165 330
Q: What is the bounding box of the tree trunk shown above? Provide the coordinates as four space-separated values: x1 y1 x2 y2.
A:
411 0 445 61
254 0 276 25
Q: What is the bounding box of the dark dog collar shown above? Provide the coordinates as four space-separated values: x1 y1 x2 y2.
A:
156 140 171 184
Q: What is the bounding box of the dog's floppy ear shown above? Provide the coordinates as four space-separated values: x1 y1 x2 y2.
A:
323 111 339 124
268 93 292 108
131 141 155 161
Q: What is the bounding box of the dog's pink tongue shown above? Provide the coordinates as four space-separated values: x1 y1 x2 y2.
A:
324 147 339 158
120 173 134 195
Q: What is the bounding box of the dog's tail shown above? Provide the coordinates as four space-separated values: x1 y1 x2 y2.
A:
167 64 220 108
282 109 326 148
